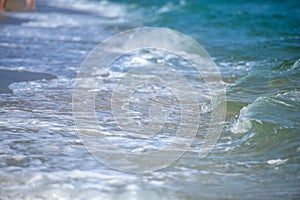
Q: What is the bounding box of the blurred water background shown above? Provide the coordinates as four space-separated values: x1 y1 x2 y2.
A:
0 0 299 199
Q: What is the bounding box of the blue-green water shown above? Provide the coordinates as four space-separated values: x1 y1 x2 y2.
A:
0 0 299 199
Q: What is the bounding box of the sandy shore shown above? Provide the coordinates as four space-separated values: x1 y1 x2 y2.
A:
0 1 57 94
0 1 88 94
0 69 56 93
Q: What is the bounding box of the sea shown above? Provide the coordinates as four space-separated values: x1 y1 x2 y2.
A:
0 0 299 199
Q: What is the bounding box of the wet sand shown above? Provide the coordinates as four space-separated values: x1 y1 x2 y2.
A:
0 69 56 93
1 0 61 94
0 0 88 94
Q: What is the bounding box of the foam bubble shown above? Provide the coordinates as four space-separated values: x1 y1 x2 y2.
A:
230 106 252 134
267 159 288 165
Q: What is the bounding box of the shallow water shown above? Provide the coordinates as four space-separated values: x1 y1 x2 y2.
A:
0 0 300 199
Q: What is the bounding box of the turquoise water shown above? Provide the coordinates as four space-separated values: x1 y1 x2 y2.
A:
0 0 300 199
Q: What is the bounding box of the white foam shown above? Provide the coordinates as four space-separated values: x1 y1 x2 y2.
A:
267 159 288 165
230 106 252 134
22 13 80 28
291 58 300 70
48 0 127 18
157 2 177 14
0 170 138 200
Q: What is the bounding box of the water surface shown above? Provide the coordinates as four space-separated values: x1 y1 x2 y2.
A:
0 0 299 199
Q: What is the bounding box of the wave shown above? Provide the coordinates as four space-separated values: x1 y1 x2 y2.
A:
230 90 300 162
231 91 300 133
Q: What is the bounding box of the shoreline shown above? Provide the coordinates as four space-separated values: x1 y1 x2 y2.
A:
0 69 56 94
